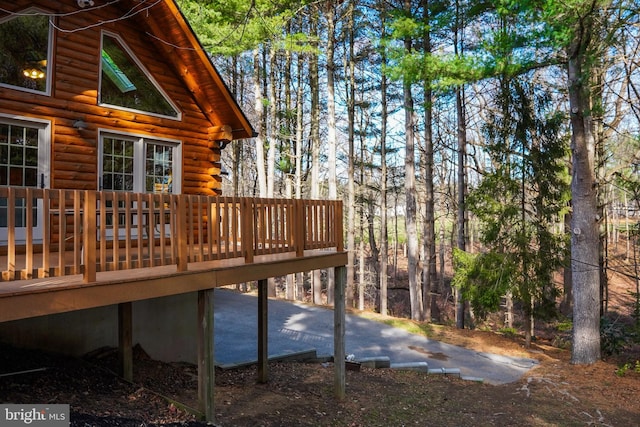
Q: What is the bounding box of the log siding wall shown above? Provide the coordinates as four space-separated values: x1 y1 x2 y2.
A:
0 1 224 195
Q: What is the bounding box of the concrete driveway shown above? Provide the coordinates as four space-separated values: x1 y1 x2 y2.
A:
213 289 538 385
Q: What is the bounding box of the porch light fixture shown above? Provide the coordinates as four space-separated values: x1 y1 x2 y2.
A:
23 68 45 79
73 120 88 130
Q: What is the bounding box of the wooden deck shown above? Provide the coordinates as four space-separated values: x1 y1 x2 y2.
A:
0 188 346 322
0 188 348 421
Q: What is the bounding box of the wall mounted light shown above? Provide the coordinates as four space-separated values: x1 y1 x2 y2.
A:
73 120 87 130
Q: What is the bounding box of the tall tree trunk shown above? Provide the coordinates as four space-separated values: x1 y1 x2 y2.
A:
295 38 304 202
560 211 573 315
253 48 267 197
284 41 295 301
368 201 380 273
568 19 601 364
626 192 630 261
593 63 608 317
326 4 338 201
231 55 245 292
346 0 356 309
379 16 389 316
359 204 366 310
267 45 278 297
454 0 466 329
295 40 305 301
267 45 277 199
524 301 534 348
325 2 338 306
230 55 242 198
436 148 450 321
455 86 466 329
404 0 423 321
504 291 513 328
358 111 365 311
422 0 436 323
309 10 323 305
394 191 399 283
232 138 242 197
438 181 446 320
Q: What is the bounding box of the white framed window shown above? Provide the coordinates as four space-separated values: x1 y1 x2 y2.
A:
0 115 51 243
0 9 53 95
99 131 181 194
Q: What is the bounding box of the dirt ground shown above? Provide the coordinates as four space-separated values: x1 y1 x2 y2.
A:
1 317 640 427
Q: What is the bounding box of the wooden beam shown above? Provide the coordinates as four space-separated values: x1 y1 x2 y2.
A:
334 265 346 400
197 289 215 422
208 125 233 142
0 252 348 323
257 278 269 383
118 302 133 382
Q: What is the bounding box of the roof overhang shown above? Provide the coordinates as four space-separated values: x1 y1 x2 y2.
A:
129 0 255 140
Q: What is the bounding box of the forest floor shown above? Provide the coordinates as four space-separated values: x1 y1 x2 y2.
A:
2 243 640 426
2 310 640 426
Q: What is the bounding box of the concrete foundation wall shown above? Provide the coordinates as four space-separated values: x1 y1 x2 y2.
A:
0 292 199 364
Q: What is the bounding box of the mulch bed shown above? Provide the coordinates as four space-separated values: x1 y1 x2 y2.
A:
1 343 207 426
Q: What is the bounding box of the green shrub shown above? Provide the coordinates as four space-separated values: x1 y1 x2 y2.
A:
498 327 519 338
615 361 640 377
556 320 572 332
600 317 628 356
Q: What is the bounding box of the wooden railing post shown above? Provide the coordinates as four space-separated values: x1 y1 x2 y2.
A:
335 201 344 252
42 189 51 277
7 187 15 280
242 198 254 263
294 199 305 257
176 194 188 271
25 189 33 278
83 190 97 283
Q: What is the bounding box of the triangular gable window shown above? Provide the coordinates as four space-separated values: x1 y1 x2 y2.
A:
0 12 51 94
99 33 180 119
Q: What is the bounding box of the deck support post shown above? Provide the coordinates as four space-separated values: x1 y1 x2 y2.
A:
334 265 346 399
257 278 269 383
118 302 133 382
197 289 215 422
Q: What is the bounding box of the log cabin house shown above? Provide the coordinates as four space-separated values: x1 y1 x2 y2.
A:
0 0 347 421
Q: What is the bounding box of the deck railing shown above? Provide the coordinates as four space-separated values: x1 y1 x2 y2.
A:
0 188 343 283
